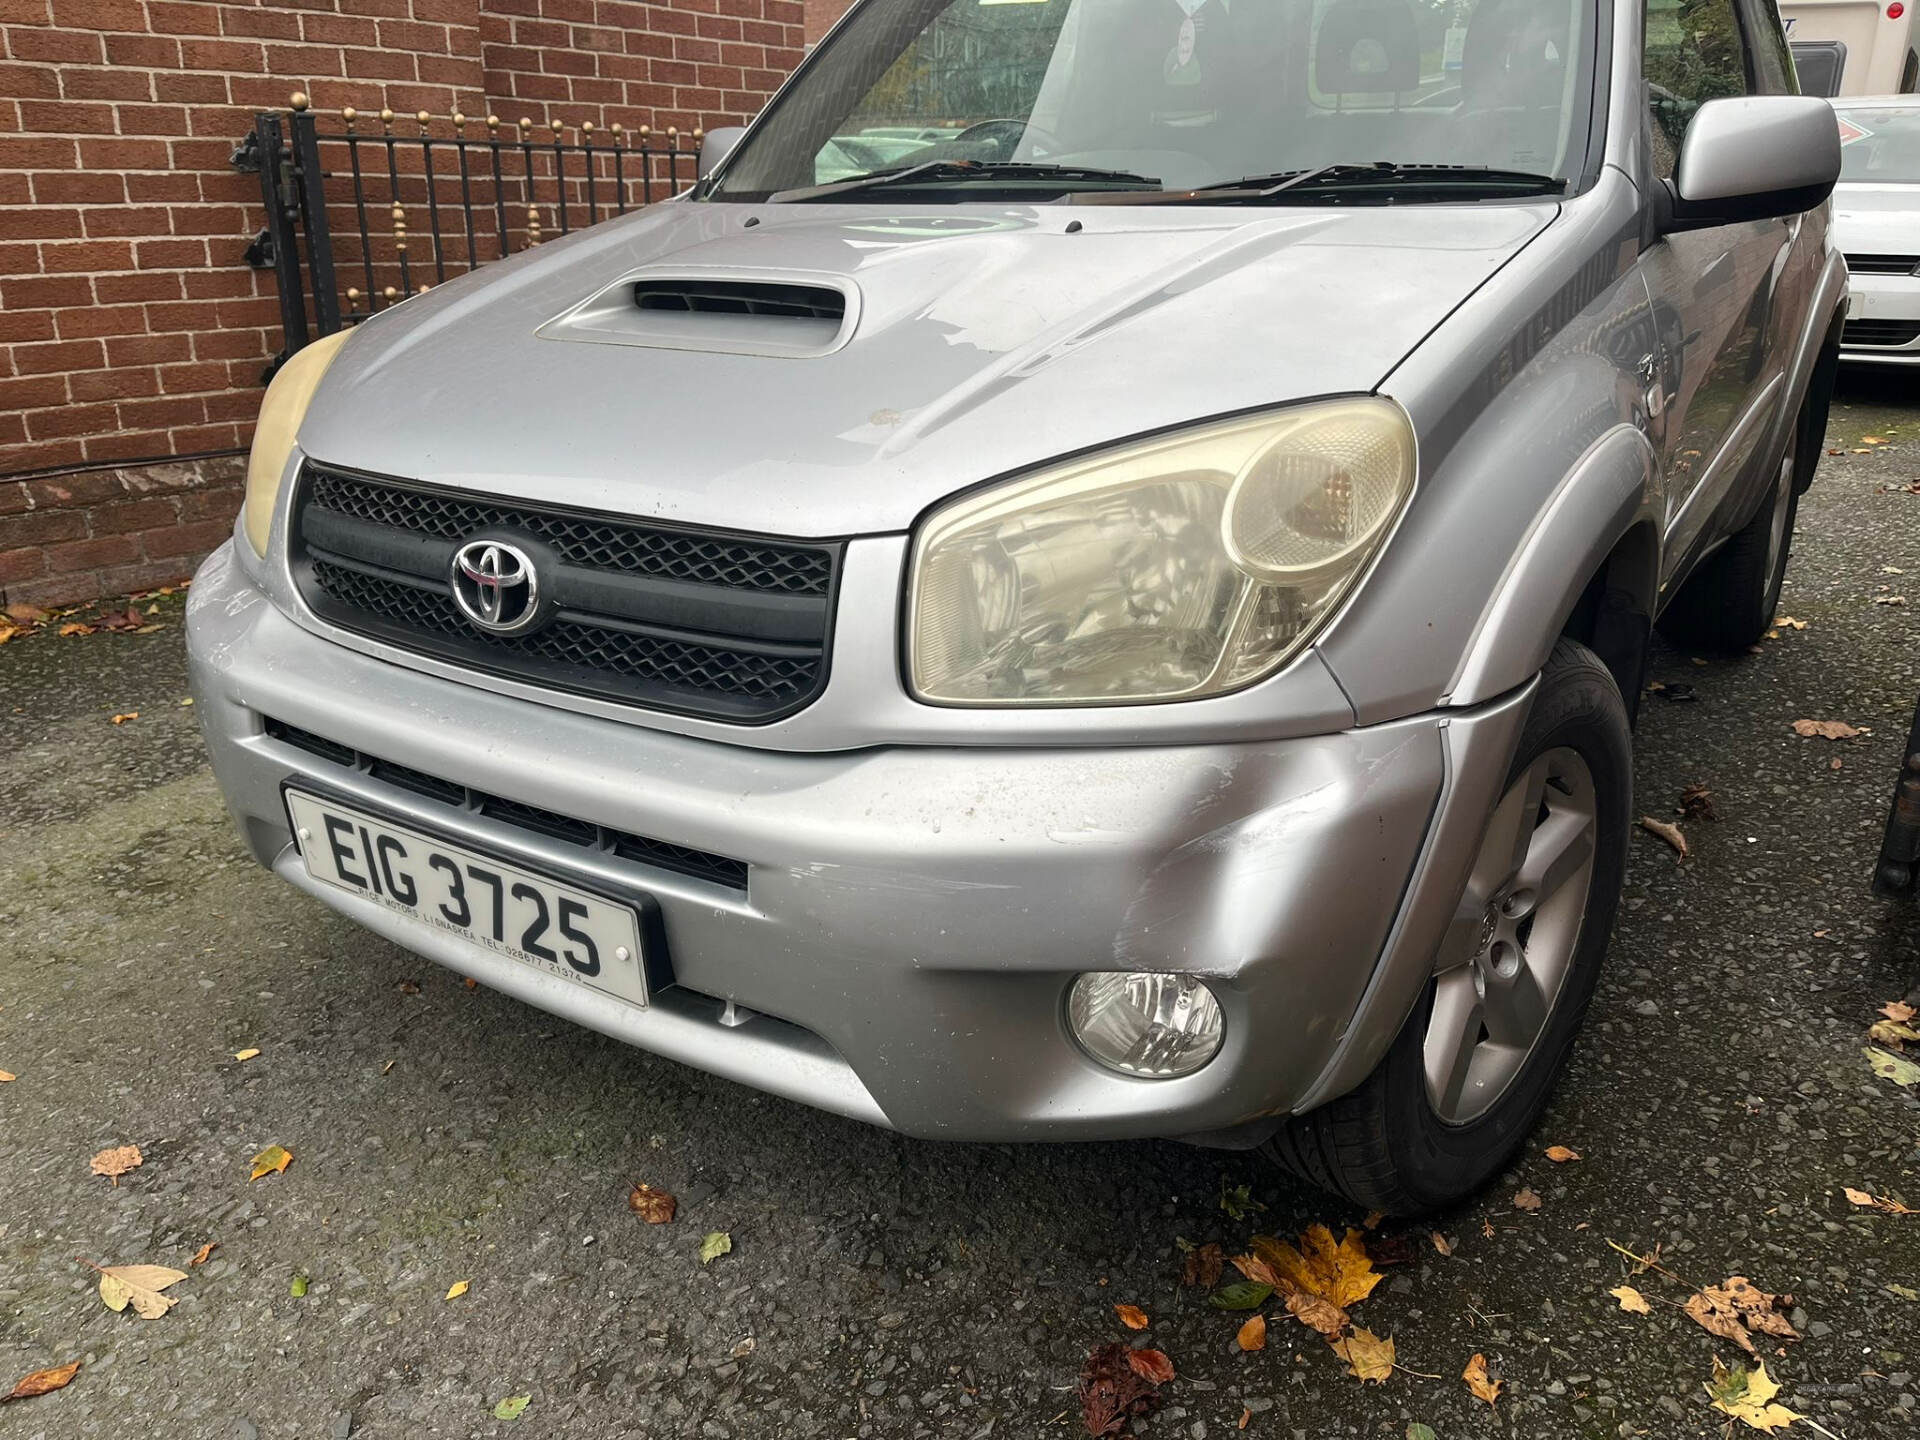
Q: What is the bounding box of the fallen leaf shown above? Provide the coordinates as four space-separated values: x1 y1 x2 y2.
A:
1843 1187 1914 1216
1208 1281 1274 1311
446 1280 469 1300
58 622 94 637
1463 1352 1502 1406
0 1071 13 1083
188 1243 217 1267
1405 1426 1437 1440
1866 1046 1920 1087
289 1272 308 1297
1707 1358 1804 1432
2 1360 80 1403
1864 435 1890 444
5 602 46 626
248 1144 293 1182
1180 1241 1224 1288
1127 1348 1175 1384
463 977 478 991
1113 1303 1149 1330
1219 1182 1265 1220
1883 1001 1917 1023
1361 1209 1385 1230
1793 719 1864 740
90 1145 142 1186
1874 594 1908 606
1869 1018 1920 1049
1544 1145 1582 1163
729 1336 755 1359
1430 1231 1453 1257
1610 1284 1651 1314
1236 1314 1267 1352
1078 1342 1162 1436
699 1230 731 1265
232 1048 260 1062
88 1261 187 1320
628 1183 676 1224
1285 1288 1351 1338
1230 1252 1281 1287
1330 1327 1394 1383
1680 783 1717 821
109 713 137 725
1481 1218 1495 1239
1249 1225 1383 1310
492 1394 531 1421
1239 1407 1252 1430
396 980 421 995
1684 1276 1799 1355
1513 1187 1543 1212
1639 816 1687 858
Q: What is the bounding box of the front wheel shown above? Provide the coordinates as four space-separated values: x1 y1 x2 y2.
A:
1262 638 1631 1215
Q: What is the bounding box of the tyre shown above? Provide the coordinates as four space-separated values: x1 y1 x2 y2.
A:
1263 638 1631 1215
1655 436 1800 653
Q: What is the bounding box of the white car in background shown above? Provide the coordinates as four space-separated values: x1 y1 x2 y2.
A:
1832 96 1920 366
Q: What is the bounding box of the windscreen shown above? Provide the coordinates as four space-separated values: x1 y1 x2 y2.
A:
1836 107 1920 183
710 0 1597 198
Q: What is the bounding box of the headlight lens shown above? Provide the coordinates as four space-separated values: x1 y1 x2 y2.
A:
907 398 1415 705
1068 972 1224 1078
242 328 353 556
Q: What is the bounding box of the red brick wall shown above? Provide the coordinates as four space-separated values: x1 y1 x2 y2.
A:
0 0 807 606
0 455 243 607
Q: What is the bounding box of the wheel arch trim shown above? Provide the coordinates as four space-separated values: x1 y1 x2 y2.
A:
1443 423 1661 708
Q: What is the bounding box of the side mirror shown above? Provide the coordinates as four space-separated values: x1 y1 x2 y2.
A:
699 125 747 181
1665 95 1841 233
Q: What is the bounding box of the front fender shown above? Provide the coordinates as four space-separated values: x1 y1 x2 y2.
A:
1444 423 1661 707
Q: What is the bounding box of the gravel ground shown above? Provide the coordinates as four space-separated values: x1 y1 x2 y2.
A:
3 373 1918 1440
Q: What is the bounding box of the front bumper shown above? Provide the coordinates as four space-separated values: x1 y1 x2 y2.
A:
1841 274 1920 366
187 540 1530 1142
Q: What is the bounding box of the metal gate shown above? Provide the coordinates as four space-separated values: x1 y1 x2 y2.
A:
240 94 703 375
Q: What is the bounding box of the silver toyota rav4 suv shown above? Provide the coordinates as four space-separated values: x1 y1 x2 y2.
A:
188 0 1847 1213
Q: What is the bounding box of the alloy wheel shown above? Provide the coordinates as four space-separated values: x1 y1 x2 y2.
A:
1424 746 1598 1125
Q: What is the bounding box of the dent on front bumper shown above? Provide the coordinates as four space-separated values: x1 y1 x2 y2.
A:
186 540 1531 1143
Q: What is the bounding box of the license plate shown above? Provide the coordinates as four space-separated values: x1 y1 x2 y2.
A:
286 790 649 1007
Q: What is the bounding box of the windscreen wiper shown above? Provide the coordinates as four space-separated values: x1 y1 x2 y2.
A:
1181 162 1567 201
770 159 1163 203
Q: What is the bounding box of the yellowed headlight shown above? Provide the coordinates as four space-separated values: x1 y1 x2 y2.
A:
907 398 1416 706
242 328 352 556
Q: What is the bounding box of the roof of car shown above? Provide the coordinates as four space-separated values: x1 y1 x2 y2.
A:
1830 94 1920 107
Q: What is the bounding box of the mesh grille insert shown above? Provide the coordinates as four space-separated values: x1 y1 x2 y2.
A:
292 466 839 722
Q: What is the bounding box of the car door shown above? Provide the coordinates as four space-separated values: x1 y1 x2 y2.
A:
1636 0 1800 581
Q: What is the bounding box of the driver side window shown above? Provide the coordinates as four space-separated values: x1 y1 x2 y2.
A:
1642 0 1753 178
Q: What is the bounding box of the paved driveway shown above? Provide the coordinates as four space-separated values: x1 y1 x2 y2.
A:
3 376 1918 1439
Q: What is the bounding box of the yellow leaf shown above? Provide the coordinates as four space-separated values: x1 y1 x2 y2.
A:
1330 1327 1394 1383
248 1144 293 1182
0 1070 13 1083
1866 1046 1920 1087
1684 1277 1799 1355
1430 1231 1453 1256
445 1280 469 1301
1463 1352 1502 1406
1236 1314 1267 1352
232 1048 261 1062
3 1360 81 1402
1113 1303 1149 1330
1544 1145 1582 1163
109 713 137 725
1610 1285 1651 1314
91 1262 187 1320
1249 1225 1382 1310
1707 1359 1805 1432
188 1243 217 1266
1285 1288 1352 1338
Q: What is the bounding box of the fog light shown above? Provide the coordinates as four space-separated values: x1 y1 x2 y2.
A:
1068 973 1224 1078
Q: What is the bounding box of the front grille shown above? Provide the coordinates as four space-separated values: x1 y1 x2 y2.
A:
1845 254 1920 276
1843 318 1920 349
292 466 839 722
265 717 750 891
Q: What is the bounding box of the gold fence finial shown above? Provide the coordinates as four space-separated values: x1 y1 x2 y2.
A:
383 286 398 302
379 107 395 129
416 109 431 130
453 111 466 128
342 106 357 128
290 91 309 111
487 113 500 130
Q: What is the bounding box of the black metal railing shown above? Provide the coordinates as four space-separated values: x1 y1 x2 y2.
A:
244 93 704 374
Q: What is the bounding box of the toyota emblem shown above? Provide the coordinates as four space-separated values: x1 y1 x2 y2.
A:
450 538 543 635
